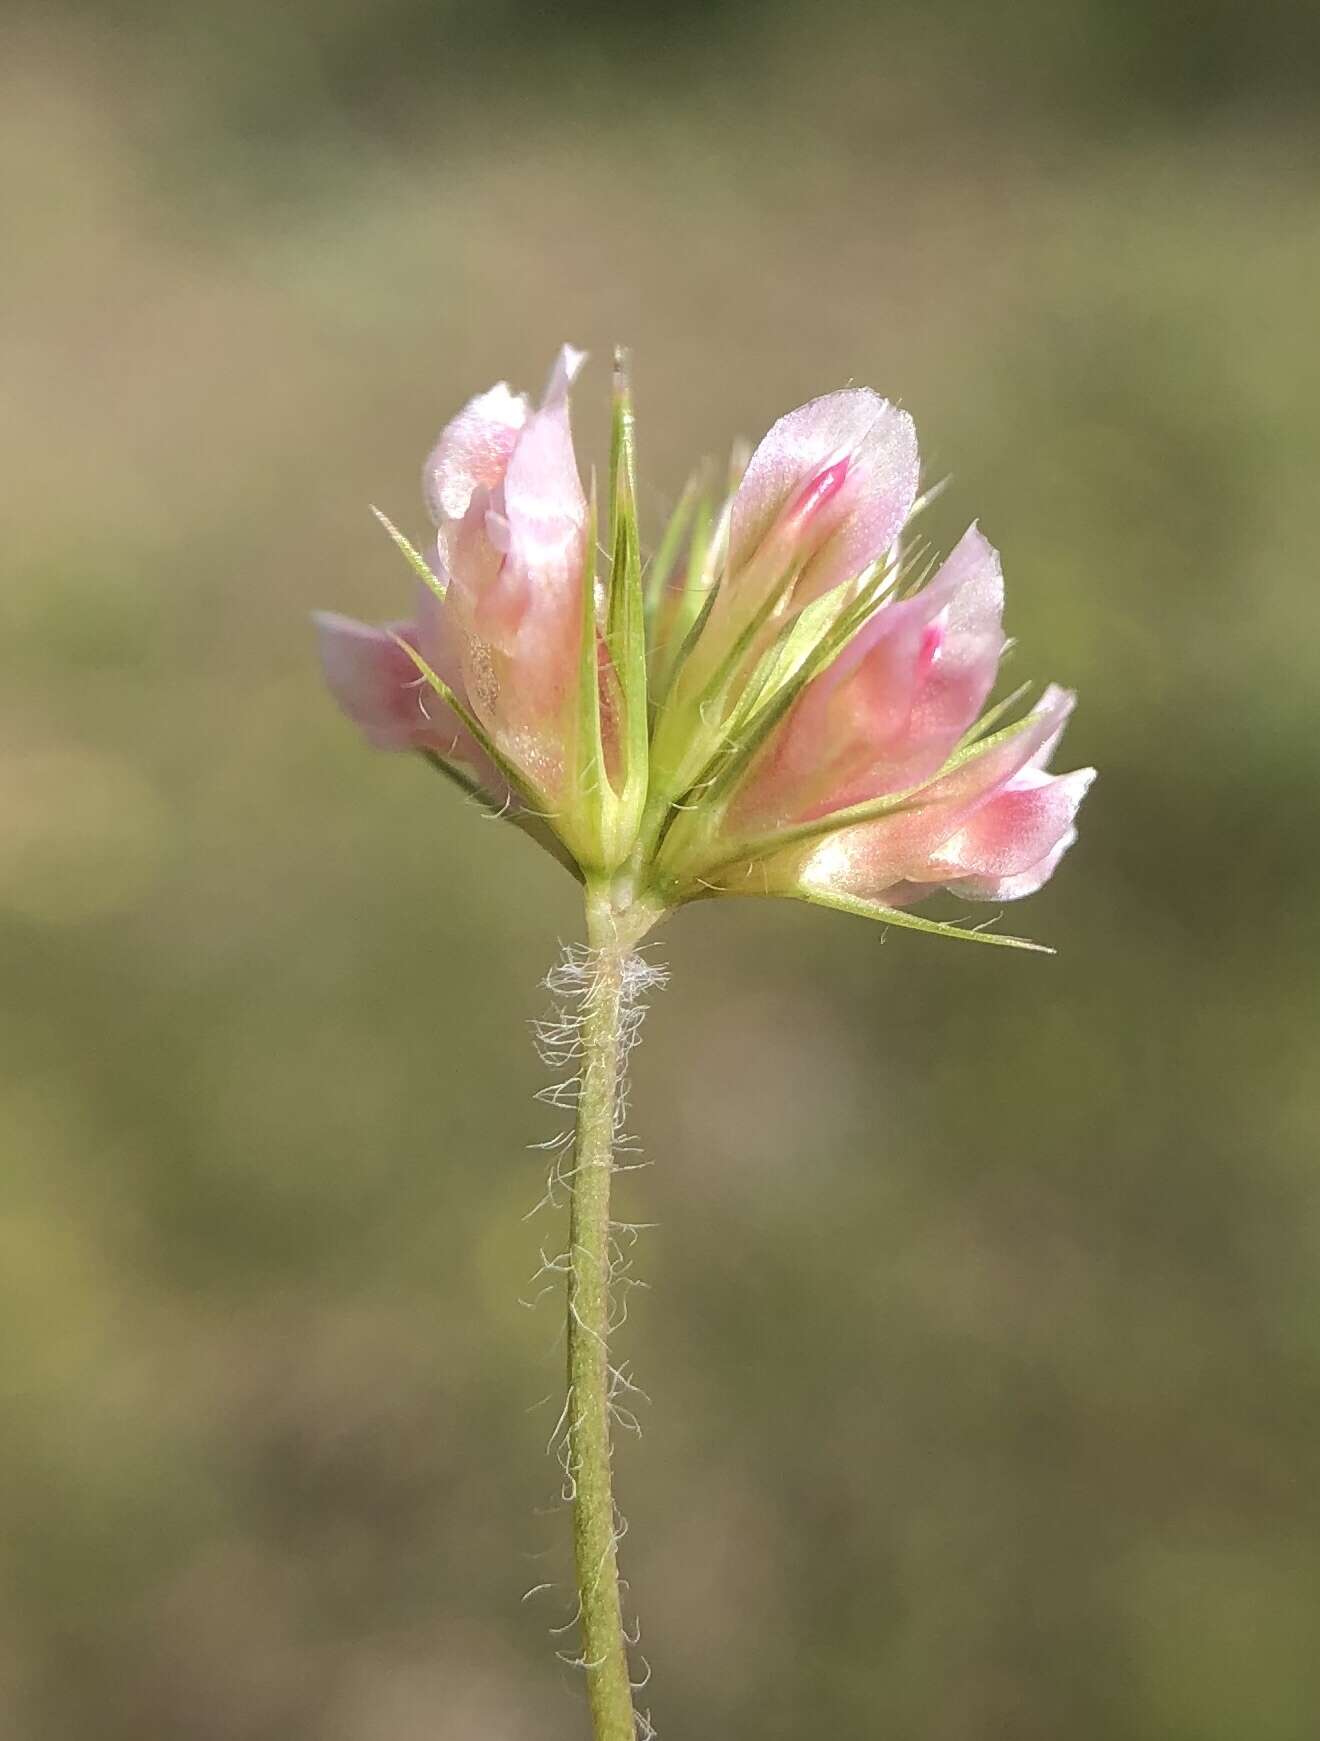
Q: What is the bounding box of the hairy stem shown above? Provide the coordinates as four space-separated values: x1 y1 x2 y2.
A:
566 885 658 1741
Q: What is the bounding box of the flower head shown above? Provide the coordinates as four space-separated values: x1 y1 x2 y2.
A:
317 348 1093 949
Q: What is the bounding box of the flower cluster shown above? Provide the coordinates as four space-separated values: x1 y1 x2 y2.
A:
317 347 1093 948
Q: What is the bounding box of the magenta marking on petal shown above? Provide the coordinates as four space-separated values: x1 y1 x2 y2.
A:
784 456 852 529
728 388 896 572
917 618 945 673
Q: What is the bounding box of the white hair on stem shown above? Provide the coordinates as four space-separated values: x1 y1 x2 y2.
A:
520 937 668 1732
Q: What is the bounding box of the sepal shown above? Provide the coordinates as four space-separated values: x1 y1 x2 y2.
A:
775 886 1053 952
603 350 649 850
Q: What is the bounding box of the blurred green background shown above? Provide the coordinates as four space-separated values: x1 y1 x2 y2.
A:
3 1 1318 1735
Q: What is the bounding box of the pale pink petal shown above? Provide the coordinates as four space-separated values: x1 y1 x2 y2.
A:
790 688 1079 899
432 346 590 804
920 685 1076 809
422 382 529 525
728 388 920 607
945 828 1080 903
445 482 526 648
730 527 1009 830
314 608 510 801
500 345 588 576
810 524 1006 803
904 524 1005 744
731 586 936 827
315 611 435 750
925 766 1096 879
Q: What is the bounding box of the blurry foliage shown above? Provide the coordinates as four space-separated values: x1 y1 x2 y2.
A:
2 0 1319 1737
26 0 1320 135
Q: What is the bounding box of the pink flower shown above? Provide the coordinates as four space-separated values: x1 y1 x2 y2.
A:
318 348 1093 944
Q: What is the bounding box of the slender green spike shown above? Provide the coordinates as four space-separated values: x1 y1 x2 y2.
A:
570 477 612 843
956 681 1033 749
674 693 1045 883
784 886 1054 952
937 708 1037 774
684 526 911 773
662 555 899 832
607 348 640 657
907 475 950 522
418 745 490 807
643 469 703 627
417 750 584 882
689 556 802 720
606 349 649 815
647 553 803 822
372 507 447 605
649 493 715 703
671 790 918 888
722 583 850 739
390 635 553 820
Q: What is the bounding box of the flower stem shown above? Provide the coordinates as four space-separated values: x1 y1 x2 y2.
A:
566 885 656 1741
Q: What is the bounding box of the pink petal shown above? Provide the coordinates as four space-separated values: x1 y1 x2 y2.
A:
729 388 920 603
315 611 436 750
791 687 1079 898
730 526 1008 830
810 524 1006 802
314 607 509 801
422 382 529 525
920 684 1077 809
434 346 590 803
500 344 588 578
944 828 1081 903
925 766 1096 879
904 524 1005 744
731 586 937 826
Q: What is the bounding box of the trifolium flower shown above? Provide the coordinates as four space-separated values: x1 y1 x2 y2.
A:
316 347 1093 949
